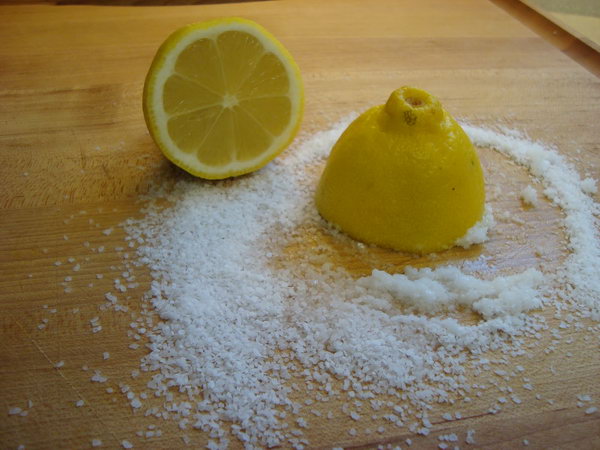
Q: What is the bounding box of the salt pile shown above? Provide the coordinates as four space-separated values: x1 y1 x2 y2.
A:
122 117 599 448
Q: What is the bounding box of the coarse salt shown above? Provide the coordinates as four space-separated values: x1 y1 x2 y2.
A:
119 118 600 447
520 185 538 206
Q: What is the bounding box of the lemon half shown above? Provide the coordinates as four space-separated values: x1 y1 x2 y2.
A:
143 18 304 179
315 87 485 254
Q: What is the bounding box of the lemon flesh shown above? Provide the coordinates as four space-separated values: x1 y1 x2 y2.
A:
143 18 303 179
315 87 485 254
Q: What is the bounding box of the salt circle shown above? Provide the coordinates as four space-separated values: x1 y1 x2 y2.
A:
123 117 599 448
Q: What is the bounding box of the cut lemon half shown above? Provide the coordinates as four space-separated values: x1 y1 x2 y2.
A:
143 18 304 179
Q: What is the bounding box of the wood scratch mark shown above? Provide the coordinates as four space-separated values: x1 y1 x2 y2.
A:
72 129 87 170
15 320 120 445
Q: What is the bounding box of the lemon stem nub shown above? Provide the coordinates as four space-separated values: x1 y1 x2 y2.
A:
384 86 444 128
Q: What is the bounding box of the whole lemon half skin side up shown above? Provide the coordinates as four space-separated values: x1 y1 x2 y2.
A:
315 87 485 254
143 17 304 180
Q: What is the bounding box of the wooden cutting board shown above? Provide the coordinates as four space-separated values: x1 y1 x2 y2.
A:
1 0 599 448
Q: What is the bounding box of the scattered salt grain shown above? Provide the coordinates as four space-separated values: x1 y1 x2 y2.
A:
439 433 458 442
103 352 110 360
54 361 64 368
91 439 102 447
8 407 22 415
76 400 84 407
465 429 476 444
91 371 107 383
103 228 113 236
520 185 538 206
121 440 133 449
585 406 598 414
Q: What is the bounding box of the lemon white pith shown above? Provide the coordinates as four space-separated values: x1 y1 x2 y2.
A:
143 18 304 179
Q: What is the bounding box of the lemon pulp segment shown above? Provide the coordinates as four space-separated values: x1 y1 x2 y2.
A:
143 18 303 179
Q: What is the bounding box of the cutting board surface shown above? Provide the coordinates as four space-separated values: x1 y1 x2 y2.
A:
1 1 599 448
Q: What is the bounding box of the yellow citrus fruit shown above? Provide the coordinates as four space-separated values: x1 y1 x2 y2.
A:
143 18 304 179
315 87 485 254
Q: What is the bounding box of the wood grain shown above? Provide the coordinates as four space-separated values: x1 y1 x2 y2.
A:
519 0 600 53
492 0 600 77
1 1 599 449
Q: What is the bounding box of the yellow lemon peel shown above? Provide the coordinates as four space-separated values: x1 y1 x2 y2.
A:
315 86 485 254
